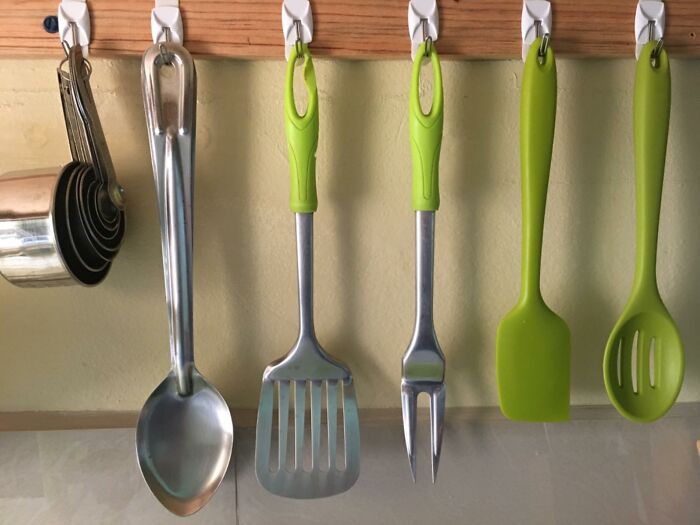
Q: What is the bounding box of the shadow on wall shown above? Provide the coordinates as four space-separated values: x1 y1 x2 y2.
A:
670 60 700 400
448 60 501 415
192 61 261 406
325 61 392 398
559 60 621 402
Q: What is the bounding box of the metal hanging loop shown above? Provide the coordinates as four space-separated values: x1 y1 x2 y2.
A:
535 20 551 65
421 18 433 56
159 26 173 63
294 19 304 60
647 21 665 68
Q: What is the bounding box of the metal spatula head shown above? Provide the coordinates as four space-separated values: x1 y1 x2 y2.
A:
255 343 360 498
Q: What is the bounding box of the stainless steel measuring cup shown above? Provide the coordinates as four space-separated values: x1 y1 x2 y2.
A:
0 32 125 287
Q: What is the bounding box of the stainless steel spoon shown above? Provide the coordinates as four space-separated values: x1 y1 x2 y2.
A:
137 41 233 516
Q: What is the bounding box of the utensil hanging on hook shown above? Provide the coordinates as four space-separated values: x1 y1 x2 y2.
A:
603 39 684 422
137 39 233 516
0 24 125 287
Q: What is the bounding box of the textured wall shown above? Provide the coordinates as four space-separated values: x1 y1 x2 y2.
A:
0 57 697 411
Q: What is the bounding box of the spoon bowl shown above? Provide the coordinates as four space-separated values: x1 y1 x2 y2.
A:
137 369 233 516
603 305 683 422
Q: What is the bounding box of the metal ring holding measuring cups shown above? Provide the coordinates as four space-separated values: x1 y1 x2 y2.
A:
0 39 125 287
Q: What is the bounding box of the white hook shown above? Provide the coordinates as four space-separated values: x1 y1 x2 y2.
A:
151 0 183 44
521 0 552 62
408 0 438 60
282 0 313 60
58 0 90 57
635 1 665 59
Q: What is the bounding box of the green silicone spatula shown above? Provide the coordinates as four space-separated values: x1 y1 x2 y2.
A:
602 42 684 423
496 38 570 421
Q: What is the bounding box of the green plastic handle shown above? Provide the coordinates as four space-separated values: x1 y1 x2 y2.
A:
633 42 671 296
285 44 319 213
409 42 444 211
519 39 557 303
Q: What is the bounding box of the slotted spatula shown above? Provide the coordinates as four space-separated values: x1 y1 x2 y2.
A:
255 44 360 499
496 38 570 421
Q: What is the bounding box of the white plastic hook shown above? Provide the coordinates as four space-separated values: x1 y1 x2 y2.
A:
408 0 438 60
151 0 183 44
282 0 313 60
58 0 90 57
635 1 665 59
521 0 552 62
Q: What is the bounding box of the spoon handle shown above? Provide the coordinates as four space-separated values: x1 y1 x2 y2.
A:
633 42 671 293
519 38 556 303
142 43 197 396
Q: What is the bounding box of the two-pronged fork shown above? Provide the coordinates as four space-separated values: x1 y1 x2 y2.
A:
402 212 446 483
402 41 446 483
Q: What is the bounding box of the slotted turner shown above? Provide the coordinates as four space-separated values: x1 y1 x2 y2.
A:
255 44 360 499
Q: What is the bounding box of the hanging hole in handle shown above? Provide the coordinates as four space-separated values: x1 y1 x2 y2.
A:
291 58 309 116
155 62 180 129
418 54 435 115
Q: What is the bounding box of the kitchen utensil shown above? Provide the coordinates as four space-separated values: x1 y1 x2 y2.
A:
401 41 445 483
255 44 360 499
603 41 683 422
496 38 570 422
0 29 125 287
137 41 233 516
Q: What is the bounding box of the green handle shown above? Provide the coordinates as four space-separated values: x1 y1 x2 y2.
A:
409 42 444 211
520 39 557 303
633 42 671 296
285 44 319 213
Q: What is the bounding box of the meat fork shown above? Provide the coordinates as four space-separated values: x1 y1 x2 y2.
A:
402 41 445 483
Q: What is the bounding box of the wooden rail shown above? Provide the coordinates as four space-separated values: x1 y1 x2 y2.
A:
0 0 698 59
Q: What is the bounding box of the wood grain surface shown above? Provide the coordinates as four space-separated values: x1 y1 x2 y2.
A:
0 1 698 59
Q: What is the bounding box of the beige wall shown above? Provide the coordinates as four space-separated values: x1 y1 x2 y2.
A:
0 57 697 412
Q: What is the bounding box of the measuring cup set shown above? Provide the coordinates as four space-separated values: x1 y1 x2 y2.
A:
0 27 685 516
0 29 125 287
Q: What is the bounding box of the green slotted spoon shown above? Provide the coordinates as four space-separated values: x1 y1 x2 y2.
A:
496 38 570 422
603 41 684 423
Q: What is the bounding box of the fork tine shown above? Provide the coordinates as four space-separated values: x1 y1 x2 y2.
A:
294 380 306 471
401 384 417 482
278 380 290 470
326 379 338 470
310 380 322 469
430 385 446 483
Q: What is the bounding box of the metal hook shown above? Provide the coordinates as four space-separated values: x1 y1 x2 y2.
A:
647 20 664 68
294 19 304 59
159 27 173 63
421 18 433 56
535 20 550 64
61 22 79 56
